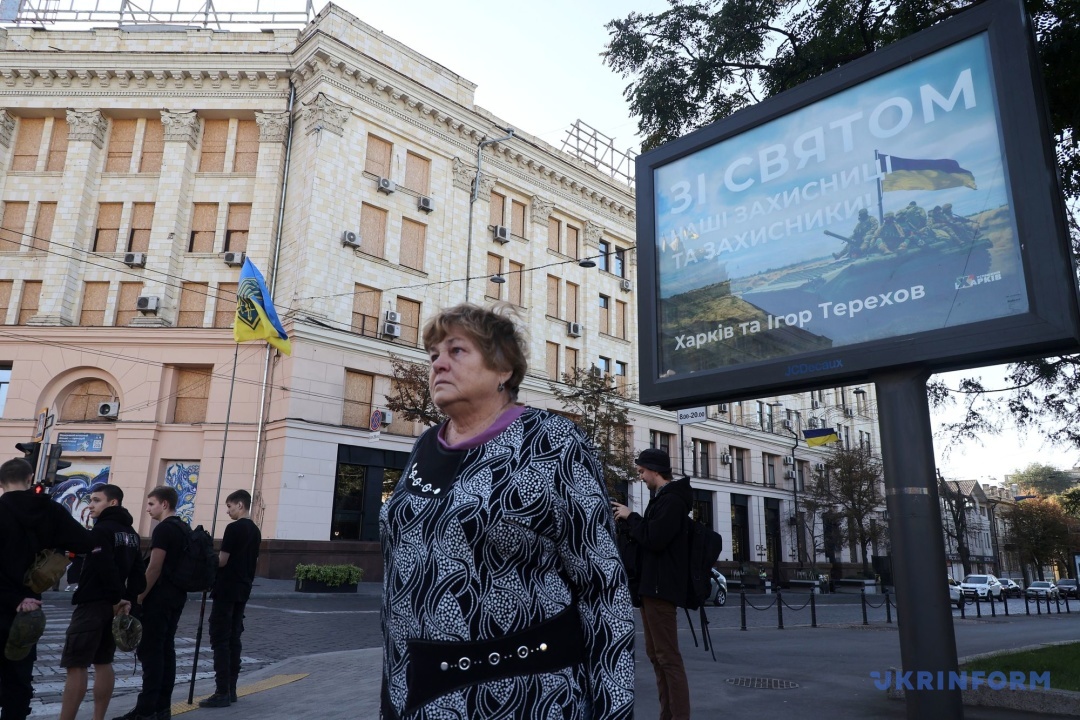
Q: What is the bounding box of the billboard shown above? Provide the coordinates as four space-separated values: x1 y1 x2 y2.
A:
636 0 1079 408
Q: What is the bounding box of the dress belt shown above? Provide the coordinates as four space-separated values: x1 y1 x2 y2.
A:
404 604 586 713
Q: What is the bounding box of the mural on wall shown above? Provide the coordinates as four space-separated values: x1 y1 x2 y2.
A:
164 461 200 523
53 463 111 529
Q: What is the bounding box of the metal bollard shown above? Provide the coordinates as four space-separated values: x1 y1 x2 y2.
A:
1024 596 1030 616
1003 592 1010 616
885 590 892 624
777 591 784 630
1065 594 1071 614
810 590 817 628
740 592 747 631
861 588 868 626
1036 596 1042 615
1055 595 1061 614
989 592 996 617
960 596 966 619
975 596 982 618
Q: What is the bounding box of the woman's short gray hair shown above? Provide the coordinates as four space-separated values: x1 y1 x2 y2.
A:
422 303 528 399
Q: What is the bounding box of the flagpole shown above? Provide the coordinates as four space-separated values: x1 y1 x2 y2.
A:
187 341 241 705
875 150 885 223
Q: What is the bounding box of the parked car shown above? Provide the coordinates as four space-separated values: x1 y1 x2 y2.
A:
1055 578 1078 598
948 577 963 609
999 579 1023 598
960 574 1003 600
708 568 728 607
1025 581 1059 599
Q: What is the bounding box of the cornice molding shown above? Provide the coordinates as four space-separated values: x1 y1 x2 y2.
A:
66 108 107 147
300 91 351 136
0 111 14 148
0 65 288 92
161 110 199 148
255 110 289 143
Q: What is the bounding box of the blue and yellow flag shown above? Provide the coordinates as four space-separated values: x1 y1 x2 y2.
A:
234 258 291 355
879 154 977 192
803 427 839 447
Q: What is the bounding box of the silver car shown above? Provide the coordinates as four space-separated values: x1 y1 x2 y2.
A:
1025 581 1059 599
708 568 728 606
960 574 1003 599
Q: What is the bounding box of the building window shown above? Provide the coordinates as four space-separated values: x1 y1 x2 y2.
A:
731 495 750 562
171 367 212 423
343 370 374 428
365 134 392 177
93 203 122 253
489 191 505 227
17 280 41 325
597 239 610 272
128 203 154 253
79 282 109 326
213 282 238 329
508 261 524 306
566 282 579 323
0 281 12 324
547 217 561 253
233 119 259 172
224 204 250 253
177 282 208 328
198 119 229 172
0 202 28 252
403 152 430 195
486 254 502 300
566 225 579 259
732 447 747 483
615 361 628 392
115 282 142 326
0 365 10 416
613 246 626 277
139 119 164 173
764 454 777 486
352 284 381 337
545 341 559 380
693 438 713 479
510 200 526 238
546 275 560 318
597 356 611 376
614 300 627 340
189 203 219 253
599 294 610 334
399 219 426 271
564 347 578 374
396 297 421 345
359 203 387 258
11 118 44 172
105 119 137 172
59 378 114 422
692 489 714 528
650 430 672 458
31 203 55 252
45 118 68 172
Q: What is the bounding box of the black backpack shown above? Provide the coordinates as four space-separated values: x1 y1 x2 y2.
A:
167 518 217 592
681 515 724 661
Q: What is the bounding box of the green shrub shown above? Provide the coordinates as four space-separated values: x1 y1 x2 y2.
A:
294 563 363 587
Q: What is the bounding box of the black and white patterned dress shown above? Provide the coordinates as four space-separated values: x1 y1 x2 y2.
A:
380 407 635 719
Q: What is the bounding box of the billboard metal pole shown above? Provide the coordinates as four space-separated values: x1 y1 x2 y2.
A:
875 367 963 720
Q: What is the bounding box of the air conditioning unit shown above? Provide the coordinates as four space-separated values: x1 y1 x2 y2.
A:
720 453 732 465
136 295 159 313
811 399 820 409
379 409 393 425
782 419 793 430
718 403 728 414
382 322 402 338
385 310 402 324
785 469 797 480
815 462 826 472
97 401 119 420
222 251 245 266
123 252 146 268
342 230 359 248
566 321 582 338
783 455 795 466
492 225 510 244
844 407 855 418
377 177 396 194
620 278 633 292
417 196 434 213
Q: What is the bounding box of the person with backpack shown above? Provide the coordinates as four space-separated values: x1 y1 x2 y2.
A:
612 448 693 720
112 486 189 720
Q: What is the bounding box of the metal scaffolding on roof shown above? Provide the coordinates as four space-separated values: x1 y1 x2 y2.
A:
560 119 637 190
0 0 315 29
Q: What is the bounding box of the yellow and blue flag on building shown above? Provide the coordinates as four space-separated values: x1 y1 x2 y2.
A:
803 427 840 447
234 257 291 355
879 154 977 192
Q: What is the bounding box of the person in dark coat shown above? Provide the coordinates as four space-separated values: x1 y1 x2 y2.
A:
0 457 94 720
612 449 693 720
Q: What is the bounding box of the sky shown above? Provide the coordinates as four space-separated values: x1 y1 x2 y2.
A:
334 0 1077 485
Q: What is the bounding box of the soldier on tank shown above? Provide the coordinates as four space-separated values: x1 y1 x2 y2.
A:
833 208 879 259
869 212 905 254
928 206 965 247
896 201 928 235
942 203 979 242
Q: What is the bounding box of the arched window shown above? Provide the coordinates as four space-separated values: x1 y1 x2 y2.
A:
59 378 116 422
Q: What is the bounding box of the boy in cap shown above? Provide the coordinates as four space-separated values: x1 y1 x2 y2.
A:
0 457 93 720
611 448 694 720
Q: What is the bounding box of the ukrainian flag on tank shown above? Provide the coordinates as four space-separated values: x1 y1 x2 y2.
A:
803 427 840 447
234 257 292 355
879 154 977 191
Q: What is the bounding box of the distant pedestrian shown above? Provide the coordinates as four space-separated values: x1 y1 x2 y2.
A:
59 484 146 720
199 490 261 709
112 486 188 720
612 448 693 720
0 457 93 720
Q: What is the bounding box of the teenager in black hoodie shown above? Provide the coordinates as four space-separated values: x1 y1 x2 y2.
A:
59 484 146 720
0 457 94 720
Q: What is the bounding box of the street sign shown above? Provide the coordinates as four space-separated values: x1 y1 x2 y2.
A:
32 408 48 441
677 407 707 425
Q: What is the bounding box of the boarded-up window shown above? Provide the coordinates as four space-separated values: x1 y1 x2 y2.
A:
508 261 523 306
566 225 579 259
486 253 502 300
489 191 505 227
343 370 374 428
177 282 208 327
214 282 238 329
352 284 381 337
565 347 578 374
0 202 28 251
79 282 109 326
546 341 559 380
399 218 426 270
0 280 11 324
189 203 218 252
365 134 392 177
233 120 259 172
128 203 154 253
172 367 212 423
225 204 250 253
93 203 122 253
139 119 164 173
198 119 229 172
548 217 560 253
60 379 114 422
566 282 579 323
105 119 137 172
615 300 627 340
46 118 68 172
403 152 430 194
18 280 41 325
359 203 387 258
396 297 421 345
599 294 610 334
31 203 55 251
511 200 526 238
546 275 559 317
115 282 142 326
12 118 44 171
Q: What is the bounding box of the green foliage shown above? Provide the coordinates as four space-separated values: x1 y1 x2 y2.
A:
1059 485 1080 517
1011 463 1076 496
1005 498 1071 579
294 563 363 587
805 445 887 574
964 643 1080 692
385 353 445 427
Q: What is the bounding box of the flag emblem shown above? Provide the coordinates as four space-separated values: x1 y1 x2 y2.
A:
803 427 840 447
233 258 291 355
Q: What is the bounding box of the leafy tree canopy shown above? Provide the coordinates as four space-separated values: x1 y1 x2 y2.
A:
805 444 888 573
1059 485 1080 517
1005 497 1072 579
384 354 444 428
1011 463 1076 496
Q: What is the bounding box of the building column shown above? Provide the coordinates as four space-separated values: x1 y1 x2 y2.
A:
247 111 289 265
29 109 107 326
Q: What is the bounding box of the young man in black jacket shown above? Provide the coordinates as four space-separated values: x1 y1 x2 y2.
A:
0 457 94 720
612 448 693 720
59 484 146 720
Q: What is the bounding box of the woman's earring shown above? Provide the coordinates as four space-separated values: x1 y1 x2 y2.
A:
497 382 505 393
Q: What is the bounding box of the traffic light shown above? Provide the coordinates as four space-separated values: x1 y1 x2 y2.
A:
15 441 41 474
44 444 71 487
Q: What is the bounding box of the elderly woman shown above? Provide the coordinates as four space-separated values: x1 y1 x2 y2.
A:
379 303 634 720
